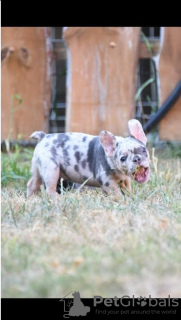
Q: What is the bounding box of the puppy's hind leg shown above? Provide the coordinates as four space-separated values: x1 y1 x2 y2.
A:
43 164 60 197
27 165 42 197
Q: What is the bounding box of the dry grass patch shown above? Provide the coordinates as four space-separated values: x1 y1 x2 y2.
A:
1 148 181 298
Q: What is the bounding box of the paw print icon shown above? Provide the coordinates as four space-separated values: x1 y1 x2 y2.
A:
136 296 147 307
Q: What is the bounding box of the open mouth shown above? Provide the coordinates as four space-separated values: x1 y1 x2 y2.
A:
131 166 150 183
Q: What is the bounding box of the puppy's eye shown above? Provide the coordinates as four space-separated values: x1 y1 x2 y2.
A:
120 156 127 162
142 147 146 153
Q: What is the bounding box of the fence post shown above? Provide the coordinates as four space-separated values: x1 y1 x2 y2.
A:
63 27 140 136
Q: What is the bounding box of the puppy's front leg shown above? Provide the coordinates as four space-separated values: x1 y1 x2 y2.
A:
118 177 132 193
101 179 123 196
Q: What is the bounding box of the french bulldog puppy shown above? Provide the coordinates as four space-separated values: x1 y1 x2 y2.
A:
27 119 150 197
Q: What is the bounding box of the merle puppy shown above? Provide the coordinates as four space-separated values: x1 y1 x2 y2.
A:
27 119 150 197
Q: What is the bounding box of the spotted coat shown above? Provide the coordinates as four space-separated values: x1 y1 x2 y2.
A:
27 119 150 197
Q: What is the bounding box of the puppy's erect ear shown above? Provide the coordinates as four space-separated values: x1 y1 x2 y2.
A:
128 119 147 145
99 130 117 158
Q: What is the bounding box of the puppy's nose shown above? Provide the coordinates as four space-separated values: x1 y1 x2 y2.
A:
133 155 142 163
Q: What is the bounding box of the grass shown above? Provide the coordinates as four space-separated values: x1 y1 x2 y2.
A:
1 144 181 298
1 145 33 188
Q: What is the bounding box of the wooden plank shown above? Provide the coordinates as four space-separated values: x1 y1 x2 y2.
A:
52 38 160 61
158 27 181 141
63 27 141 136
1 27 52 140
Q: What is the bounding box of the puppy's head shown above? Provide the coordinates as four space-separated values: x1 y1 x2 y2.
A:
99 119 150 183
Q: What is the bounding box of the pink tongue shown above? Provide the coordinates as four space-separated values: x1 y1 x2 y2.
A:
135 167 146 182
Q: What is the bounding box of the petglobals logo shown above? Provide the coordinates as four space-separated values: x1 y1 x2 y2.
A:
60 291 90 318
93 295 179 308
59 292 179 318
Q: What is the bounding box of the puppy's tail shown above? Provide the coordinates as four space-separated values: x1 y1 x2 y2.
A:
30 131 46 141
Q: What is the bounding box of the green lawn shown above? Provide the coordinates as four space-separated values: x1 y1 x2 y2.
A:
1 145 181 298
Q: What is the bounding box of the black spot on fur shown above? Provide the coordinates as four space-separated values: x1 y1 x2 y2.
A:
63 148 68 157
46 134 52 138
87 138 98 174
81 159 86 169
50 146 58 157
82 136 87 142
87 137 112 178
38 132 46 140
105 182 109 187
75 151 81 163
74 164 79 172
98 178 103 186
61 148 70 166
73 145 79 151
133 146 147 157
53 134 70 148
